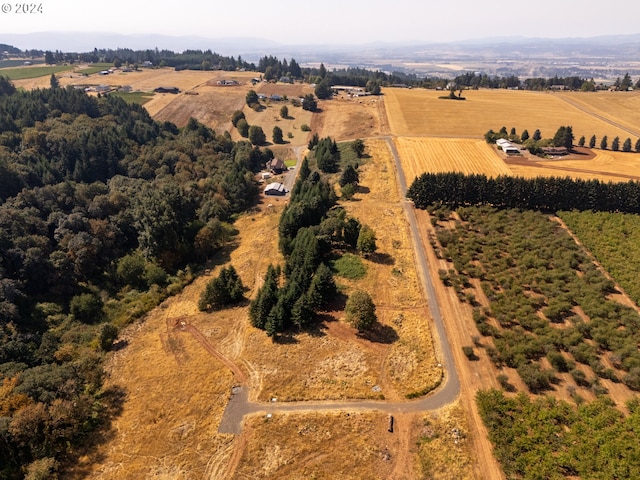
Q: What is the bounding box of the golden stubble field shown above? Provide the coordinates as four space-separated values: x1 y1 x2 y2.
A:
383 87 640 142
385 87 640 183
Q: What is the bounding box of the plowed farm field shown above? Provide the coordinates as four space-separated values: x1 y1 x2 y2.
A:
396 137 512 182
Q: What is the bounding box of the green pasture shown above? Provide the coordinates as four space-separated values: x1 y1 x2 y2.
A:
0 65 72 80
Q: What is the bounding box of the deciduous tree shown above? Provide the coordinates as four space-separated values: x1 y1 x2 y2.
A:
357 224 377 256
248 125 266 145
345 290 377 332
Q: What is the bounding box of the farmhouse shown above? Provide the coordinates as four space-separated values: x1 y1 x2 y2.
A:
266 158 287 174
542 146 569 156
264 182 288 196
217 79 239 86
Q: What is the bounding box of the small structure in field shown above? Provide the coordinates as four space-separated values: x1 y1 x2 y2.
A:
264 182 288 196
217 79 239 86
154 86 179 94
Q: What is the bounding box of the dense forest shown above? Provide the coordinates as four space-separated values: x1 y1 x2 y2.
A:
0 76 270 479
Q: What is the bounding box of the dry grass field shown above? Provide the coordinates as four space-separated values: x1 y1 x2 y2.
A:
312 94 390 141
383 87 640 142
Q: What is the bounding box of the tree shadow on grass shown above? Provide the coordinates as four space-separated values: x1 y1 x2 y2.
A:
357 323 399 344
370 252 394 266
356 185 370 194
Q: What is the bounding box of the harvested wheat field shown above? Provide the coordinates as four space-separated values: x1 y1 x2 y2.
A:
396 137 512 181
555 90 640 138
506 148 640 182
383 87 638 142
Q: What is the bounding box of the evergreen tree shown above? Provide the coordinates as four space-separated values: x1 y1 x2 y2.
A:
578 136 585 147
272 125 283 144
49 74 59 89
636 138 640 153
280 105 289 119
351 139 365 158
521 129 529 142
249 265 280 329
198 265 244 311
302 94 317 112
315 80 333 100
532 129 542 141
553 125 574 150
298 156 311 182
307 263 336 310
623 138 632 152
611 136 620 151
589 135 597 148
600 135 608 150
339 164 359 187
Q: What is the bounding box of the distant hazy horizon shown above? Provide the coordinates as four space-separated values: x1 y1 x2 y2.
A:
2 0 639 49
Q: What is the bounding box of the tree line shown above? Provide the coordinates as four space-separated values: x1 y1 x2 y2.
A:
407 172 640 214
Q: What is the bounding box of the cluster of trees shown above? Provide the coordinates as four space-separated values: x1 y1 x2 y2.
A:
198 265 245 311
249 159 338 336
445 72 640 91
485 125 640 155
45 47 256 71
249 151 378 337
407 171 640 214
231 108 269 147
0 77 264 477
256 55 303 80
310 136 340 173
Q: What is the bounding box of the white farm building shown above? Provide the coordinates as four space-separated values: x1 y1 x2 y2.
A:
496 138 521 155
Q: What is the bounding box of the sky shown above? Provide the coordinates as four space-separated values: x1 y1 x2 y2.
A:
2 0 640 48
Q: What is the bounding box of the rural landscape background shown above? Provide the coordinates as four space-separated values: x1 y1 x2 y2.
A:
2 25 640 480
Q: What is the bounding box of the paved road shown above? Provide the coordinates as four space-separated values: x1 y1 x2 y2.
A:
218 136 460 434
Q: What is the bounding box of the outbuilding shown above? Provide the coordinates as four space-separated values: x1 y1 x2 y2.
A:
264 182 288 196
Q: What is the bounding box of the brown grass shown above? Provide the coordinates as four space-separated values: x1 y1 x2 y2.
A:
234 411 399 479
235 85 315 147
383 87 640 142
312 94 389 141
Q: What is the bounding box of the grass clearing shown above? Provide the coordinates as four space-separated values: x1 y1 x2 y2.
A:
106 91 155 105
0 65 72 80
332 253 367 279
